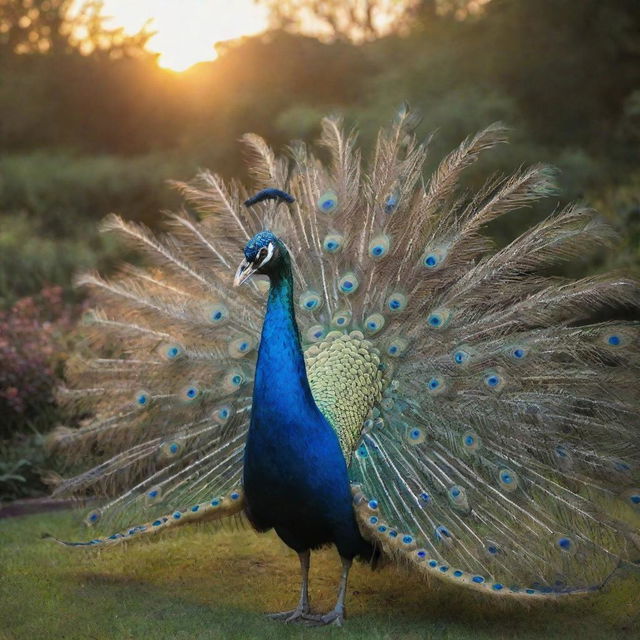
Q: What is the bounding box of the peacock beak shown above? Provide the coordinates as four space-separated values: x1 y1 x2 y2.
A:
233 258 258 287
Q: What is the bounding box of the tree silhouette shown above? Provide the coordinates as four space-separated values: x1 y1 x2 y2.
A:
0 0 151 57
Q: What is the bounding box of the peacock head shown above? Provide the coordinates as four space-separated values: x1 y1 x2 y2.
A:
234 230 284 286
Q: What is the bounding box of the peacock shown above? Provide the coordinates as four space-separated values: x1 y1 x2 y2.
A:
47 109 640 626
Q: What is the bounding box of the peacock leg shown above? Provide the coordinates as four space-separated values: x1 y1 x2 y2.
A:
267 549 312 622
303 556 351 627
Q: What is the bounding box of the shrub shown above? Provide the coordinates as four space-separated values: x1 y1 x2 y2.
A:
0 212 132 307
0 286 79 439
0 152 193 236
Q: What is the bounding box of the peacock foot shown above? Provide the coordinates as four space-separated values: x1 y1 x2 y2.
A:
266 608 312 623
301 609 345 627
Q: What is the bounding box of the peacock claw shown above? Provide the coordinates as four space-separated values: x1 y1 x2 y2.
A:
301 610 345 627
266 608 311 623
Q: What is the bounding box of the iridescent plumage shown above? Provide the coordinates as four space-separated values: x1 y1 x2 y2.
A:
48 109 640 624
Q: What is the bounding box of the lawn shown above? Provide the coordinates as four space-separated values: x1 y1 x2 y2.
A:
0 510 639 640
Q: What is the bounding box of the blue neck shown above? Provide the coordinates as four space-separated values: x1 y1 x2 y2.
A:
253 258 316 411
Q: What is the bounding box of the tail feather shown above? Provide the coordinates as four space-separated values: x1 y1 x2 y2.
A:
51 108 639 598
43 488 244 549
352 487 599 599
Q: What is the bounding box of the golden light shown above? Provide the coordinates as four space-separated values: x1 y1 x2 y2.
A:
100 0 269 71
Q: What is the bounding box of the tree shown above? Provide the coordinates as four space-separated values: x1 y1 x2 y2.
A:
257 0 490 41
0 0 151 57
257 0 423 42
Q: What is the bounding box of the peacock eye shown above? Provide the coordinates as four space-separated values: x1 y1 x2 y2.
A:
317 189 338 214
257 248 268 262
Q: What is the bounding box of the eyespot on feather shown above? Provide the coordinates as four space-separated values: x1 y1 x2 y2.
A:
448 485 470 511
506 344 529 361
317 189 338 214
386 337 408 357
158 343 184 361
228 335 255 358
384 192 398 214
146 486 162 505
386 292 408 313
452 345 474 366
223 369 245 394
422 246 448 269
180 383 201 403
368 234 391 259
306 324 327 342
299 290 323 312
602 329 633 348
331 309 352 329
462 430 481 452
426 308 451 329
364 313 385 335
555 535 576 554
338 272 359 295
621 487 640 512
208 303 229 324
497 467 519 492
134 390 151 409
483 369 506 392
322 232 344 254
405 426 425 445
355 442 370 459
213 406 233 423
85 509 102 526
553 443 574 471
435 525 454 546
483 540 501 558
426 376 447 395
160 440 183 458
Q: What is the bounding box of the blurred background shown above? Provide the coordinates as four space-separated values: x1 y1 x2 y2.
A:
0 0 639 504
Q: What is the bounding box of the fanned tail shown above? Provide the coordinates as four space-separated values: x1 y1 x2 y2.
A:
51 108 639 601
352 487 601 599
43 488 244 549
265 107 639 596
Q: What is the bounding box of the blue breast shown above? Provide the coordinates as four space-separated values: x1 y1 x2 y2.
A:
243 270 366 557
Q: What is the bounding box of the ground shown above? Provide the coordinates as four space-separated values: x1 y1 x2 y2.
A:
1 510 639 640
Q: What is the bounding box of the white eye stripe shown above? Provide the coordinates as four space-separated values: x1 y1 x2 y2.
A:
256 242 274 268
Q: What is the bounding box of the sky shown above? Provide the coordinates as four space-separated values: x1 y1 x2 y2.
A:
101 0 270 71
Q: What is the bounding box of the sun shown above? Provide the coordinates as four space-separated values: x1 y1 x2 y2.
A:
100 0 269 71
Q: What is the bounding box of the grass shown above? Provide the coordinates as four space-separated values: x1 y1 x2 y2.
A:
1 510 639 640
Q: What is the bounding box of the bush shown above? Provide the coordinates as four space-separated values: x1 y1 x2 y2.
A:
0 152 193 236
0 432 53 502
591 171 640 275
0 286 79 438
0 212 132 307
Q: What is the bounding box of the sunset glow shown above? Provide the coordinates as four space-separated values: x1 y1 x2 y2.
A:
101 0 269 71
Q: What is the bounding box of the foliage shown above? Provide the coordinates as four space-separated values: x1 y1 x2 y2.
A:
258 0 423 41
0 152 191 233
0 212 133 307
0 457 30 496
592 171 640 275
0 432 54 501
0 152 196 306
0 286 77 436
0 0 152 56
0 287 85 500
